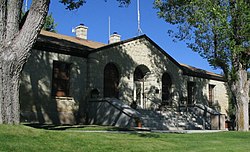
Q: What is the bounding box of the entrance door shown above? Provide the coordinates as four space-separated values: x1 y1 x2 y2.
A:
104 63 119 98
134 81 143 107
133 65 150 108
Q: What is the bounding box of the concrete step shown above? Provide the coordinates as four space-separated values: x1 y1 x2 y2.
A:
136 106 214 130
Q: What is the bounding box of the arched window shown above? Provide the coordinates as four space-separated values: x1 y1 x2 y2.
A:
104 63 120 98
134 65 150 81
162 72 172 105
134 67 144 81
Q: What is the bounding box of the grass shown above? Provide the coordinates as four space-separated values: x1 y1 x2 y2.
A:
0 125 250 152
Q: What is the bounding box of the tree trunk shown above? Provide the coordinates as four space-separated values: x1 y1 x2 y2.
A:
233 66 249 131
0 0 50 124
0 56 22 124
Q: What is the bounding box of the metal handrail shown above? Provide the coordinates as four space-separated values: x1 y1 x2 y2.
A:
89 98 140 120
182 103 220 115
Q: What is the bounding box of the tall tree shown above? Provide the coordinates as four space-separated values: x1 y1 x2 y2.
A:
154 0 250 131
43 13 57 32
0 0 130 124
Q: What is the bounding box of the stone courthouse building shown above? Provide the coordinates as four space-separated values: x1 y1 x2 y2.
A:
20 25 229 130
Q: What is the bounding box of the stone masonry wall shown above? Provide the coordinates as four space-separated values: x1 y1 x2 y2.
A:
20 49 87 124
89 37 229 114
89 38 184 108
184 75 228 115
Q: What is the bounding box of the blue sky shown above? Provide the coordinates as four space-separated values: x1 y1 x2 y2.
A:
32 0 221 74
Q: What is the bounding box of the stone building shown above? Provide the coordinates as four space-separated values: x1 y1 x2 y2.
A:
20 25 229 130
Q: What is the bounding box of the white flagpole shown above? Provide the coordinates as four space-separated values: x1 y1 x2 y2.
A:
109 16 111 38
137 0 142 35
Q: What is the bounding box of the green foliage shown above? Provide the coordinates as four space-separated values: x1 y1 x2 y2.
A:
154 0 250 73
114 0 131 7
20 12 57 32
1 125 250 151
59 0 130 10
154 0 250 130
42 13 57 32
59 0 86 10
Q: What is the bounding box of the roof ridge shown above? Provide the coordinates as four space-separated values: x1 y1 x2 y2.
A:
40 30 106 49
180 63 222 76
180 63 225 81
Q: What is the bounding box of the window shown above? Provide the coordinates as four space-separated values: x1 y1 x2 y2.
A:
162 73 172 106
104 63 120 98
208 84 215 106
134 67 144 81
187 81 196 105
52 61 71 97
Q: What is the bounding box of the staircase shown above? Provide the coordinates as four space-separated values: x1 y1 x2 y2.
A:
88 98 222 130
137 109 167 130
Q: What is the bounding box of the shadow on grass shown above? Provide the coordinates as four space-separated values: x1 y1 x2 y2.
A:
23 123 161 139
23 123 134 131
134 133 161 138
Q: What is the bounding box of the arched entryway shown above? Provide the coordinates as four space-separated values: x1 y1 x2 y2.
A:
133 65 150 108
162 72 172 106
104 63 120 98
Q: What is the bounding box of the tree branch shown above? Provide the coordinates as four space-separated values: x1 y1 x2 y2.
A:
6 0 22 42
13 0 50 63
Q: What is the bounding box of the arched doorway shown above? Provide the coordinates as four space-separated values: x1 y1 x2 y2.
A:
133 65 150 108
104 63 120 98
162 72 172 106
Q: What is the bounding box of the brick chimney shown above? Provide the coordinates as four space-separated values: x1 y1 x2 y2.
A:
75 24 88 39
109 32 121 44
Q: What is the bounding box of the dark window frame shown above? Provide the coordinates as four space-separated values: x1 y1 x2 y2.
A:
162 72 172 106
51 60 71 97
208 84 216 106
103 63 120 98
187 81 196 105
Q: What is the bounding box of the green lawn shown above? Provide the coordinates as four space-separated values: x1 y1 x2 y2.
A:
0 125 250 152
